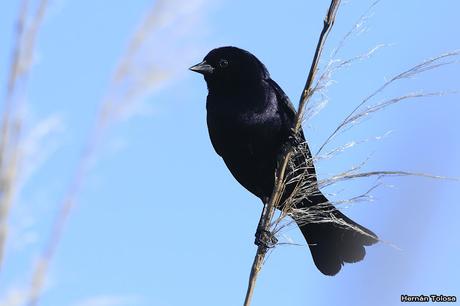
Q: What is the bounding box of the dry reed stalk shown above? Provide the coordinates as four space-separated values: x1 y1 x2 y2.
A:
242 1 341 305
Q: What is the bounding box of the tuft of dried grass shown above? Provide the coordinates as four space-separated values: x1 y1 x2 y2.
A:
272 39 460 247
243 0 459 304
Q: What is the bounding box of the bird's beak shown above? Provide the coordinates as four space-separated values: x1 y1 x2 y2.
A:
189 60 214 75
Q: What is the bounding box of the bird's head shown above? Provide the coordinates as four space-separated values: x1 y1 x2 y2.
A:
189 46 269 93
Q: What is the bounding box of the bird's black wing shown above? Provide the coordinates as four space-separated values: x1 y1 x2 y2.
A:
265 78 305 140
266 78 317 183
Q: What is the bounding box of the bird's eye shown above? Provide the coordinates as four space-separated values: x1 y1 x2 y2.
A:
219 59 229 68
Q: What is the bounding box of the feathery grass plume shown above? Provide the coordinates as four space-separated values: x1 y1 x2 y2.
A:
23 1 210 305
316 51 460 155
272 9 460 245
0 0 49 274
243 0 459 304
273 56 460 243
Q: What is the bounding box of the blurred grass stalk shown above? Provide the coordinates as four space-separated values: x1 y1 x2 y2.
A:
0 0 49 274
23 0 203 305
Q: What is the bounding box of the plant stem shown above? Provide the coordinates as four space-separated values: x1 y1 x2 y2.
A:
242 1 341 305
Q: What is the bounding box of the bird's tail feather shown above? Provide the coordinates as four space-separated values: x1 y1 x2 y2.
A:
294 195 378 276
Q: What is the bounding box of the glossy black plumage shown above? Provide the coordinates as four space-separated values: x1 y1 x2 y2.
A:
191 46 378 275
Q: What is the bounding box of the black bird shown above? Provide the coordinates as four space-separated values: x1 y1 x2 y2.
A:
190 46 378 276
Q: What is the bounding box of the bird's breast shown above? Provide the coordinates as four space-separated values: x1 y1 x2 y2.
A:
206 98 283 198
207 105 281 156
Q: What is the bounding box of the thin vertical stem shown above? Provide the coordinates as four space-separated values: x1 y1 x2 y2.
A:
242 1 341 305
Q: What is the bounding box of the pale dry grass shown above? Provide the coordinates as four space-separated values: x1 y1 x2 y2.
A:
243 0 459 304
0 1 209 305
23 0 210 305
269 1 460 242
23 0 205 306
271 49 460 242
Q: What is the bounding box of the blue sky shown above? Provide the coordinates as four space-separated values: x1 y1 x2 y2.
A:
0 1 459 306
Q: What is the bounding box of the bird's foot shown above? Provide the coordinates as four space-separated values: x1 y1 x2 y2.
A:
254 228 278 249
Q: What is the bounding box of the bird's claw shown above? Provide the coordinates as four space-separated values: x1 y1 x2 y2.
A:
254 228 278 249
